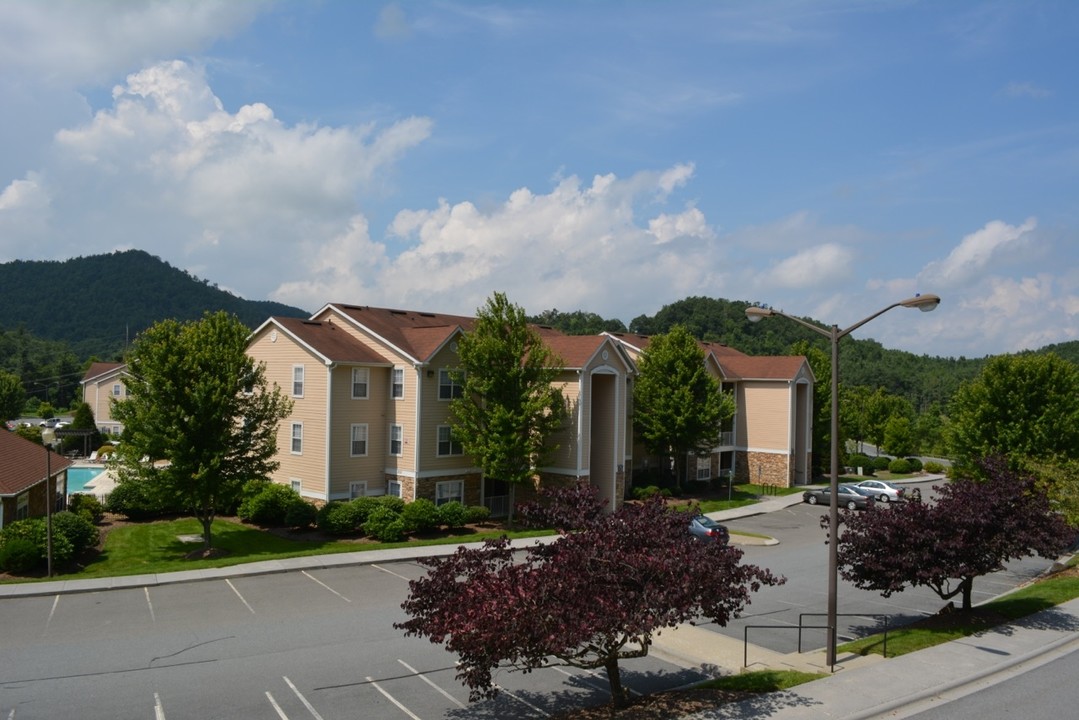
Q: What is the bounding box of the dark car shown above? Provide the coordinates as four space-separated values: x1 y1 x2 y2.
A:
802 484 874 510
689 515 729 544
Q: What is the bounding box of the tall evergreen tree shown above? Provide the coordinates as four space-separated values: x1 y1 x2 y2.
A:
110 311 292 550
633 325 735 489
0 370 24 421
450 292 568 521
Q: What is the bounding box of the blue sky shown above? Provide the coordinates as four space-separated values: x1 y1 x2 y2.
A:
1 1 1076 358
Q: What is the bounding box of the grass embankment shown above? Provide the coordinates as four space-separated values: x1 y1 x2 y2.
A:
695 483 804 514
840 556 1079 658
696 669 827 693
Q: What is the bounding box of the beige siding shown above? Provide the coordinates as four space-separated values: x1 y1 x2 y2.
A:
327 365 394 498
248 328 329 498
545 372 582 469
417 344 473 475
739 381 791 450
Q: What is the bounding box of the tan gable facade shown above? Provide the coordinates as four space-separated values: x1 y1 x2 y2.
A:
246 305 637 513
604 332 815 489
79 362 128 435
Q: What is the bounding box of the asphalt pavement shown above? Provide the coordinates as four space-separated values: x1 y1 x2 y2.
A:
3 473 1077 720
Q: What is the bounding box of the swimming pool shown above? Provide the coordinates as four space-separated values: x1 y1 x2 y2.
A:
67 466 105 494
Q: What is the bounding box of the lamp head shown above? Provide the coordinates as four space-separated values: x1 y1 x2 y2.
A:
745 306 774 323
901 293 941 313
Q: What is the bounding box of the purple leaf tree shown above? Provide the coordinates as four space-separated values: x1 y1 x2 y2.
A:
396 485 782 707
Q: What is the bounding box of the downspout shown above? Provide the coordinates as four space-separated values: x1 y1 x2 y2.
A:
413 363 424 503
576 370 584 479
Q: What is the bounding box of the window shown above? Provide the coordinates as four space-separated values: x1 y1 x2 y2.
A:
696 455 711 481
438 369 464 400
391 368 404 399
349 481 367 499
290 479 302 493
387 480 402 498
291 422 303 454
437 425 463 456
351 367 369 399
292 365 305 397
350 424 368 457
112 384 122 397
389 425 403 455
16 492 29 521
436 480 464 506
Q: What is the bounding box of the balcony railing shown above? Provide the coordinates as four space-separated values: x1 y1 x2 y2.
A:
485 495 510 518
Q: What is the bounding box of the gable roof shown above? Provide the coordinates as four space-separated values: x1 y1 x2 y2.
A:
718 355 812 381
320 304 475 364
82 362 126 384
264 316 391 365
543 334 635 371
0 431 72 497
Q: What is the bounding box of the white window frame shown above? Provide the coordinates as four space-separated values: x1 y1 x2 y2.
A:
16 492 29 521
391 367 404 399
435 480 464 506
438 369 464 400
292 365 305 398
389 424 403 456
387 480 402 498
290 479 302 493
350 423 368 457
351 367 369 399
437 425 463 457
112 383 122 397
349 481 367 499
696 455 711 481
290 422 303 454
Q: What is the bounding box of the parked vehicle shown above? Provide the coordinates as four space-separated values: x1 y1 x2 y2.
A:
802 484 874 510
852 479 906 503
689 515 729 544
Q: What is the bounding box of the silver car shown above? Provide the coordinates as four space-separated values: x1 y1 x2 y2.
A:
853 479 906 503
803 484 874 510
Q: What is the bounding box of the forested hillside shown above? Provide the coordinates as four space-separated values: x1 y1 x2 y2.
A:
0 250 308 360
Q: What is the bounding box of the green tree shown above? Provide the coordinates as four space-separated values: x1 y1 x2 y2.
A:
840 385 873 454
450 293 568 522
864 387 913 455
882 416 916 457
634 325 735 489
65 401 103 456
947 353 1079 478
110 311 293 550
0 370 25 421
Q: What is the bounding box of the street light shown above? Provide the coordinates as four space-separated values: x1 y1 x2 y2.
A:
41 427 60 578
746 293 940 668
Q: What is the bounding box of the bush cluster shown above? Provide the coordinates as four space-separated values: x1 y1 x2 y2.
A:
316 496 489 539
105 478 178 520
632 485 673 500
68 493 105 524
0 511 99 574
238 482 315 528
924 460 945 474
846 454 875 476
888 458 913 474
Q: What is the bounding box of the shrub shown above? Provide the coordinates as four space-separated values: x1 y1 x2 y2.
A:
0 537 41 573
402 498 440 533
348 496 380 526
283 501 318 529
68 493 105 524
846 454 874 475
872 456 892 472
364 505 406 542
632 485 672 500
888 458 913 475
905 457 924 472
436 501 469 529
373 495 406 513
465 504 491 524
52 511 99 554
106 479 169 520
317 501 364 535
0 518 74 565
924 460 945 474
238 483 305 527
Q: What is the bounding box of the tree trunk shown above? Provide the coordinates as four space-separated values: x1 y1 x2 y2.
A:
961 576 973 611
604 656 628 708
201 514 214 550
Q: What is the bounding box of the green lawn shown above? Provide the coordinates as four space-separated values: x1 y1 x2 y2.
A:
6 517 550 582
696 483 804 513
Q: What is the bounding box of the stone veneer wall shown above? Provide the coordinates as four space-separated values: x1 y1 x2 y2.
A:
734 451 792 488
404 472 483 506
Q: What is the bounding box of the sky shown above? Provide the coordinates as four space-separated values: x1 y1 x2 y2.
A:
1 1 1076 359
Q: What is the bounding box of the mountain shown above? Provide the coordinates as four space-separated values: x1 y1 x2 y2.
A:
0 250 309 360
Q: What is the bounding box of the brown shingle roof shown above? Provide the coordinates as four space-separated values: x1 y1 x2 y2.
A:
82 362 125 383
718 355 809 381
325 304 476 363
271 317 390 365
0 430 72 496
542 335 618 369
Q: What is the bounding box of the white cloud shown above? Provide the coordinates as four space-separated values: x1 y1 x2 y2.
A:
272 167 729 319
919 217 1037 287
768 243 854 289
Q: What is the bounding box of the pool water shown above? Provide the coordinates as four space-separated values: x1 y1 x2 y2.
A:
67 466 105 494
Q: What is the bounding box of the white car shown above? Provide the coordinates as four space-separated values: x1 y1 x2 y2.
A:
853 479 906 503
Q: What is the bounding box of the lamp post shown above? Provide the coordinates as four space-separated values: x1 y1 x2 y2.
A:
746 293 940 667
42 427 58 577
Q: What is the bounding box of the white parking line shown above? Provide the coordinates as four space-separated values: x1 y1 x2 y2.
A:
226 579 256 614
154 692 166 720
283 676 325 720
301 571 351 602
397 659 466 709
44 595 59 634
144 587 156 623
493 683 550 717
265 691 289 719
366 676 422 719
552 666 640 696
372 564 412 582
